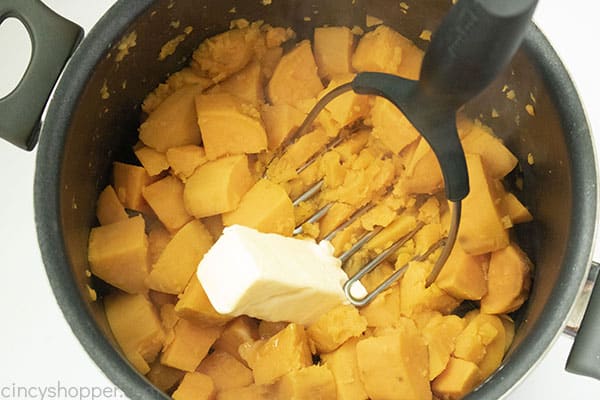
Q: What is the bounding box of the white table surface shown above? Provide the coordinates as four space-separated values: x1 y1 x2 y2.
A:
1 0 599 398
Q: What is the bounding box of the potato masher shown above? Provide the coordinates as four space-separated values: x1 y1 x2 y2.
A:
283 0 538 306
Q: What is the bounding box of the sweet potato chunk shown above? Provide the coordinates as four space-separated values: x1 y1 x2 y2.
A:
314 26 355 79
112 161 153 211
261 103 306 151
146 361 185 393
88 216 148 294
277 365 337 399
353 25 423 79
320 74 370 127
268 40 324 106
359 285 402 328
213 316 260 365
352 25 404 74
142 176 192 232
356 327 432 400
246 323 312 385
436 244 489 301
134 146 169 176
174 276 232 327
266 127 331 183
461 121 518 179
480 243 532 314
166 145 208 181
191 25 261 83
458 153 509 255
104 293 165 374
146 220 213 294
207 61 264 105
172 372 215 400
161 318 223 371
147 224 171 265
502 192 533 224
195 93 268 160
197 351 253 392
370 96 420 154
139 84 204 152
184 154 254 218
453 313 506 379
218 384 276 400
400 261 460 317
432 357 481 400
422 315 466 380
222 179 295 236
321 337 369 400
307 305 367 353
96 185 128 225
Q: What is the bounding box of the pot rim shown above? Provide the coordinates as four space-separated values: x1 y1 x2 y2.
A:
33 1 598 399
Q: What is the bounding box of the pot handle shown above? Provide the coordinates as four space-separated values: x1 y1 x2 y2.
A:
0 0 82 151
566 261 600 379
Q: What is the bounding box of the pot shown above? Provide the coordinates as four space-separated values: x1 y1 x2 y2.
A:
1 0 599 398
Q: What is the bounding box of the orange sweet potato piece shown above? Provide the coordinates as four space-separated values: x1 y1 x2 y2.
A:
314 26 355 79
161 318 223 372
146 220 213 295
197 351 253 392
174 276 232 327
213 316 259 365
321 337 369 400
307 305 367 353
195 93 268 160
139 84 204 152
458 153 509 255
461 120 518 179
352 25 424 79
172 372 216 400
184 154 254 218
134 146 169 177
142 176 192 233
88 215 148 294
356 327 432 400
480 243 532 314
191 25 261 83
96 185 128 225
276 365 337 399
166 145 208 181
432 357 481 400
246 323 313 385
321 74 370 127
261 103 306 151
104 293 165 374
222 179 295 236
436 244 489 301
207 61 264 105
112 161 154 211
370 96 420 154
267 40 324 106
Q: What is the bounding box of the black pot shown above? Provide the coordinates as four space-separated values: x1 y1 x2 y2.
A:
2 0 599 399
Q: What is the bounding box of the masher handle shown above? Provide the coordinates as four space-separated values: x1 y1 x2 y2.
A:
419 0 538 108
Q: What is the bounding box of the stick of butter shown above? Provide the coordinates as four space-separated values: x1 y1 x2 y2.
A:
197 224 366 325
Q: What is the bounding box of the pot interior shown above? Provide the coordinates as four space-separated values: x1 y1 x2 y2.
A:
49 0 594 398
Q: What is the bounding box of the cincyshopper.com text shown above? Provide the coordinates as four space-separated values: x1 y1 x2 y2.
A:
0 381 124 400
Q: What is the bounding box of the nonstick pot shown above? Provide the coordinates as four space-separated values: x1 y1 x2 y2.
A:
1 0 599 399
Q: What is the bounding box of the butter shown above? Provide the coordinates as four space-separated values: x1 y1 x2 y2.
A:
197 225 366 325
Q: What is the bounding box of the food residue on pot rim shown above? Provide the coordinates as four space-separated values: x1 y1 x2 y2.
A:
419 29 432 41
366 15 384 27
527 152 535 165
506 89 516 101
525 103 535 116
115 31 137 62
261 0 272 5
100 80 110 100
491 108 500 118
170 20 181 29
